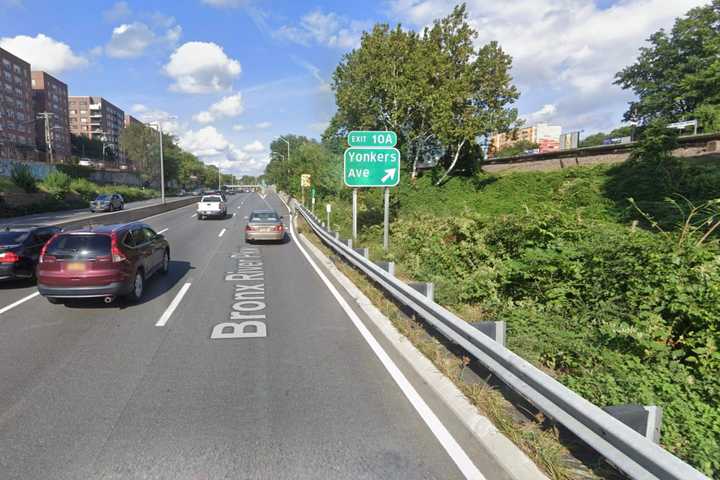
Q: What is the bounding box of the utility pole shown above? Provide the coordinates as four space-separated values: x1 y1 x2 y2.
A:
37 112 55 163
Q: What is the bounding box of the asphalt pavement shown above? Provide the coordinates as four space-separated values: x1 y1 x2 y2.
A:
1 195 181 226
0 191 502 479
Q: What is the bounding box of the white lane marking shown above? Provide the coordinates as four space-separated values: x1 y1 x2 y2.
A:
237 205 242 209
191 213 197 218
288 216 484 480
157 228 169 234
218 228 226 238
155 282 192 327
0 291 40 315
232 212 236 217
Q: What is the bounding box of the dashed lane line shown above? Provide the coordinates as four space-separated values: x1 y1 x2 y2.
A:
0 292 40 316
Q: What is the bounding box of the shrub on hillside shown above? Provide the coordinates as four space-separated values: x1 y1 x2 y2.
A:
10 164 37 193
42 171 72 200
70 178 99 201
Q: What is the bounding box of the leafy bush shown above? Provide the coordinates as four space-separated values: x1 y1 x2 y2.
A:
10 164 37 193
69 178 99 201
390 207 720 475
41 171 72 200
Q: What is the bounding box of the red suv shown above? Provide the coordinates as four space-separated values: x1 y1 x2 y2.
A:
37 222 170 304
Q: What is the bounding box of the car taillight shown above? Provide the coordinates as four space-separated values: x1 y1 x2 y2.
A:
39 236 56 263
274 224 284 232
110 233 127 263
0 251 20 263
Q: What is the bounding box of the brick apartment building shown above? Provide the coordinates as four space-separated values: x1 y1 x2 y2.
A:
491 123 562 156
69 96 124 165
31 71 71 163
0 47 35 161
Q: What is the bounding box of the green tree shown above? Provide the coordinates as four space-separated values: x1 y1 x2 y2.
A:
70 134 103 159
615 1 720 125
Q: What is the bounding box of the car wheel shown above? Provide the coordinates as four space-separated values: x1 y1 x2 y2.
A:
127 270 144 303
47 297 62 304
109 204 115 212
120 203 124 210
160 250 170 275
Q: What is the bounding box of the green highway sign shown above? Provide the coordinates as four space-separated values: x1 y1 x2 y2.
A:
344 147 401 187
347 130 397 148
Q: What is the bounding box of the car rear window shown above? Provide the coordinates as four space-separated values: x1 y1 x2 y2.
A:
95 195 110 201
202 196 222 202
250 212 279 222
46 234 111 258
0 231 29 245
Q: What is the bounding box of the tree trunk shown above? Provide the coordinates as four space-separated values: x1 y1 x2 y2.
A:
435 138 466 186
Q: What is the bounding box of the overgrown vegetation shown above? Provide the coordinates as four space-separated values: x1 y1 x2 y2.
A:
10 164 37 193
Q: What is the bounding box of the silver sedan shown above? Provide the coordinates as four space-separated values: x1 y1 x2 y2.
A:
245 210 286 243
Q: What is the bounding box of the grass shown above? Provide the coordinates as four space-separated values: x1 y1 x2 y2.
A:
296 214 619 480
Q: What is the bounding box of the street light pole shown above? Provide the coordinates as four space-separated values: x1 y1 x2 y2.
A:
158 124 165 204
278 136 290 187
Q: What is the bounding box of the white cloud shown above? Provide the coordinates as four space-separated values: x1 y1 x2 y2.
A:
243 140 264 152
106 23 155 58
104 2 132 22
105 21 181 59
275 10 368 49
135 108 182 135
0 34 87 75
390 0 707 132
164 42 242 93
255 121 272 129
523 104 557 125
232 124 246 131
179 126 267 176
193 93 244 123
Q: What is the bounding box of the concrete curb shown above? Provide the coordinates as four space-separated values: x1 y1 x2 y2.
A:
298 231 549 480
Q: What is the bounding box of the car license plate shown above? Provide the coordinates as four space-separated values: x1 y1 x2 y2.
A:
66 262 86 271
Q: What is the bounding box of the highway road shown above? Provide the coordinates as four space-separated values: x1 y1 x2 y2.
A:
1 195 182 226
0 191 505 479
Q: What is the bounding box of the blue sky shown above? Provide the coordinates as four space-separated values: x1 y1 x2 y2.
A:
0 0 708 175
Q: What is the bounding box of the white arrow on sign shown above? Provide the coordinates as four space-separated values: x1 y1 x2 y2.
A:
381 168 396 183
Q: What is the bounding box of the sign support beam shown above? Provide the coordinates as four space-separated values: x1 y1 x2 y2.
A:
352 189 358 242
383 187 390 252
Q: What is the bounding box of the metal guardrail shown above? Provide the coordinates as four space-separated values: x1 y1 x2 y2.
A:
292 200 710 480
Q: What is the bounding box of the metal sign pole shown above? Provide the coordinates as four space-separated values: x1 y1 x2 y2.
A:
383 187 390 252
352 189 358 242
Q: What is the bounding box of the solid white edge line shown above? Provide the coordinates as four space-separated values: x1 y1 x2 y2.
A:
157 228 168 234
155 282 192 327
0 291 40 315
218 228 226 237
288 205 484 480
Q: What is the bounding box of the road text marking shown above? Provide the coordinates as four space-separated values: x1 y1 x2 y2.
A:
0 292 40 315
155 282 192 327
215 248 267 339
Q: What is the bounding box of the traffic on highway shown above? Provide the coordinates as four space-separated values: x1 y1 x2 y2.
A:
0 190 497 479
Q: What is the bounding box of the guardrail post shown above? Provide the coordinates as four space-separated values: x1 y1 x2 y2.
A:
408 282 434 302
334 231 340 240
603 405 663 444
353 247 369 258
374 261 395 276
470 321 506 347
345 239 353 248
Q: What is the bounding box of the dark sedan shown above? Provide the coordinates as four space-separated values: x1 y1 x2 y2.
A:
0 225 61 281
